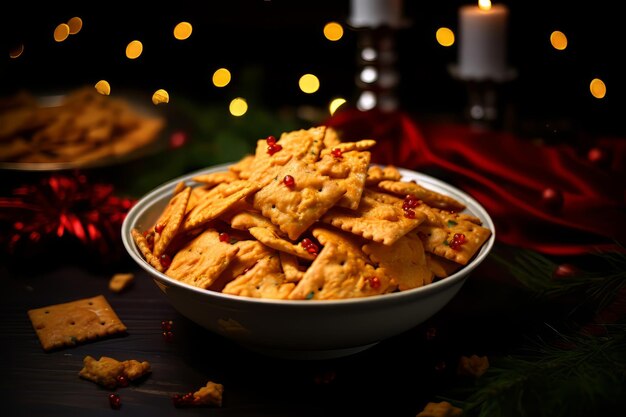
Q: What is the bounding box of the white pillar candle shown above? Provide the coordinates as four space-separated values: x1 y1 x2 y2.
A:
458 1 509 81
349 0 404 28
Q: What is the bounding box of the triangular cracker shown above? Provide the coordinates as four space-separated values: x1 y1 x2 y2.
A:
222 254 295 299
210 239 275 291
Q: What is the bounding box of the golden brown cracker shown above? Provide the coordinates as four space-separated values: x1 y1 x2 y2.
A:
79 355 151 389
426 253 463 279
166 229 240 289
415 212 491 265
365 164 402 186
153 185 192 258
27 295 127 351
457 354 490 378
321 189 425 246
287 238 387 300
109 273 134 293
182 181 259 232
322 126 342 148
191 170 239 186
416 401 463 417
278 252 306 283
248 226 316 261
191 381 224 407
321 139 376 154
229 210 278 232
253 158 346 240
362 233 432 291
377 180 466 212
277 125 327 163
223 254 295 299
131 228 165 272
228 154 255 178
210 239 275 291
316 150 370 210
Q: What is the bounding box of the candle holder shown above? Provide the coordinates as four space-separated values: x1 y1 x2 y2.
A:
448 65 517 129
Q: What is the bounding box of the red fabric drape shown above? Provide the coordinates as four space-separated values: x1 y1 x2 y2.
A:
325 108 626 255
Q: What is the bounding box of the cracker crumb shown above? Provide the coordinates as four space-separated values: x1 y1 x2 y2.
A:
109 273 134 293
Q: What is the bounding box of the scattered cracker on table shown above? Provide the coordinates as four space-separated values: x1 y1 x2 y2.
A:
109 273 134 293
175 380 224 407
416 401 463 417
27 295 127 351
79 355 151 389
457 354 489 378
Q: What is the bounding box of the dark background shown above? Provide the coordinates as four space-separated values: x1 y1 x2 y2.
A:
2 0 624 137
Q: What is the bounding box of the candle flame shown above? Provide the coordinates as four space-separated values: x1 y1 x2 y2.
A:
478 0 492 11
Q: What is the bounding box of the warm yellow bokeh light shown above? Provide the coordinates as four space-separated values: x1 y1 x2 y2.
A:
9 43 24 59
94 80 111 95
126 40 143 59
550 30 568 50
299 74 320 94
323 22 343 41
212 68 231 87
229 97 248 116
436 27 455 47
329 98 347 115
152 89 170 105
173 22 193 40
478 0 492 11
67 17 83 35
54 23 70 42
590 78 606 99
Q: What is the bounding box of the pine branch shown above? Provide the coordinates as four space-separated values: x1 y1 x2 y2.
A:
451 325 626 417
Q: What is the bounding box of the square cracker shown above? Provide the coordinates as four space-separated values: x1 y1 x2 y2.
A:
316 150 370 210
28 295 127 351
222 254 295 299
377 180 466 212
253 158 346 240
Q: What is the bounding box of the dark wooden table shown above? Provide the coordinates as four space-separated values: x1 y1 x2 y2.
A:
0 246 525 417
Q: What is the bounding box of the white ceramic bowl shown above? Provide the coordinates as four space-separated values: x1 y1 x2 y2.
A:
122 163 495 360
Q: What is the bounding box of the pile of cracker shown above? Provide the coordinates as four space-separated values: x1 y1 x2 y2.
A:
131 126 491 300
0 86 164 165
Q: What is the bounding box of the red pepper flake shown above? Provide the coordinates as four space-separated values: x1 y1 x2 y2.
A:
330 148 343 160
154 223 165 234
283 175 295 188
219 232 230 243
159 253 172 269
448 233 466 250
108 393 122 409
366 276 381 289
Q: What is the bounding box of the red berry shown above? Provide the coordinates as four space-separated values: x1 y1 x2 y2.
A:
283 175 295 188
425 327 437 341
154 223 165 234
267 143 282 155
404 209 416 219
541 187 564 211
116 374 129 387
266 135 277 145
159 254 172 269
108 393 121 409
161 320 173 332
219 232 230 243
331 148 343 159
367 276 381 289
163 331 174 342
448 233 466 250
552 263 578 279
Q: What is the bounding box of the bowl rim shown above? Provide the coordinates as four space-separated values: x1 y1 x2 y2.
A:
122 162 496 307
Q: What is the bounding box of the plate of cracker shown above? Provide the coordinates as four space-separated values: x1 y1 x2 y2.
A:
0 86 166 171
122 125 495 359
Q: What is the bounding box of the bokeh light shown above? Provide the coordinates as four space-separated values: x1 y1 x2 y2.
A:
590 78 606 99
67 17 83 35
550 30 568 50
436 27 455 47
329 98 347 115
229 97 248 116
174 22 193 40
152 89 170 105
360 66 378 84
298 74 320 94
323 22 343 41
361 47 377 61
357 91 376 111
54 24 70 42
212 68 231 87
126 40 143 59
478 0 492 11
94 80 111 95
